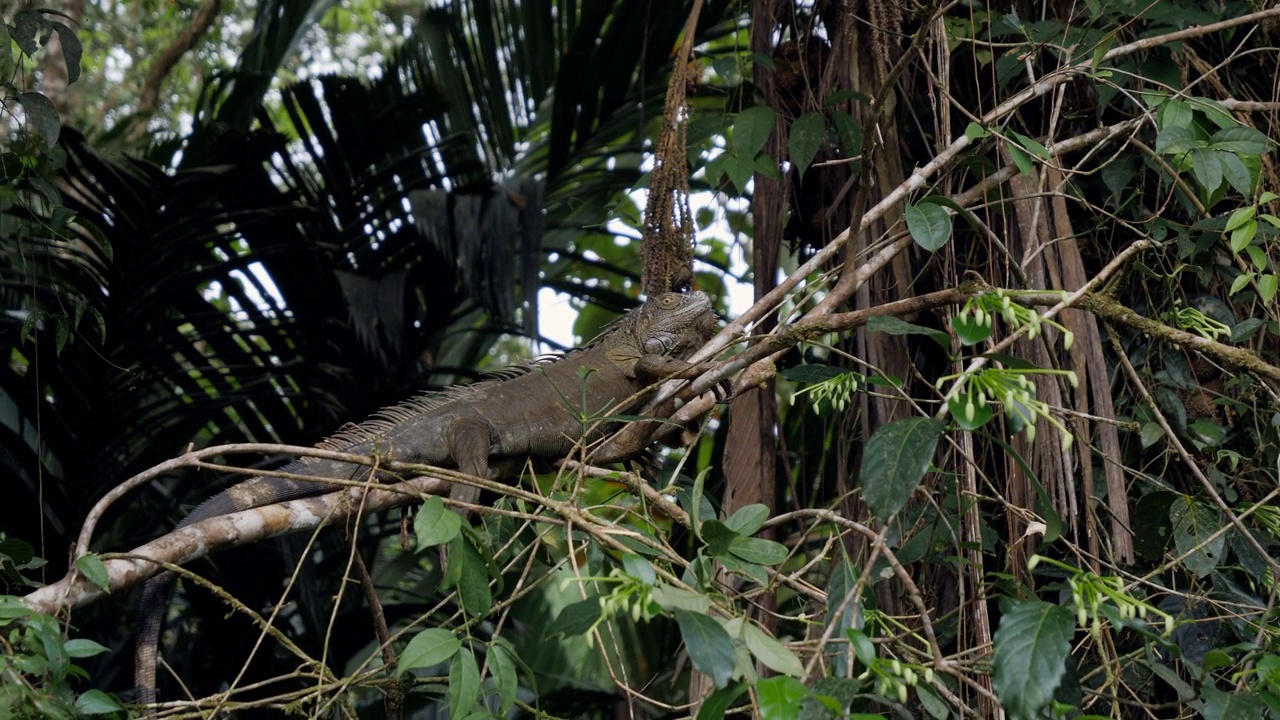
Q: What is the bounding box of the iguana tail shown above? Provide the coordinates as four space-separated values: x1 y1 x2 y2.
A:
133 462 336 711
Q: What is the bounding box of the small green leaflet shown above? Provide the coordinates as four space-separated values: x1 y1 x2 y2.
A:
860 418 945 519
905 201 952 252
789 112 825 177
675 609 736 689
414 496 462 548
398 628 461 674
992 599 1074 720
733 107 776 157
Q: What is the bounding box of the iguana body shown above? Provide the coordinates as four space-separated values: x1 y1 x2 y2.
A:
134 291 715 708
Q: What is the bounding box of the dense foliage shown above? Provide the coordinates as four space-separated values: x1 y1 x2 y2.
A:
4 1 1280 718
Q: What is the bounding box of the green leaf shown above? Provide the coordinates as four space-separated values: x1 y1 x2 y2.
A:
733 107 776 156
1201 649 1234 672
725 153 755 194
697 682 748 720
701 519 738 557
73 689 125 715
1201 684 1267 720
652 584 711 613
1232 318 1266 343
789 112 825 177
1187 418 1225 448
1209 126 1271 155
780 364 847 383
860 418 944 519
53 315 69 355
1187 97 1238 129
488 640 518 715
741 622 805 676
0 22 13 80
398 628 461 673
822 89 869 106
17 92 60 149
1155 125 1202 155
748 52 776 71
832 111 862 159
845 628 876 665
917 682 950 720
992 600 1074 720
621 553 657 585
1229 219 1256 254
1219 152 1253 195
1224 206 1256 232
414 496 462 549
675 609 737 689
949 389 994 430
11 9 41 55
754 153 781 180
1159 99 1192 130
1006 141 1033 176
1190 148 1222 192
50 21 81 84
728 536 789 565
86 306 107 344
1171 498 1225 578
63 638 108 658
1260 274 1278 304
756 676 809 720
952 310 992 345
724 504 769 535
74 554 109 592
1246 245 1268 272
867 315 950 349
1230 272 1254 296
448 647 481 718
691 466 709 537
964 122 989 141
904 201 952 252
448 534 493 615
1009 130 1050 160
0 596 34 620
655 584 716 609
550 597 604 637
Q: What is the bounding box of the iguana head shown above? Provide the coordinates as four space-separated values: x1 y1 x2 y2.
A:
634 291 715 356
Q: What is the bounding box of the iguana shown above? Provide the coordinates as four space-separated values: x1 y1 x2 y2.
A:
134 290 716 708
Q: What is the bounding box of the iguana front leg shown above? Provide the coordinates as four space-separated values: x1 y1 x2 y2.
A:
634 355 734 402
444 416 494 506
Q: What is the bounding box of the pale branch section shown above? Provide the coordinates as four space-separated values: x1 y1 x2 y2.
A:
26 467 452 616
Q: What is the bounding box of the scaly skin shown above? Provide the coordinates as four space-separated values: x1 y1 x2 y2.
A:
134 291 715 709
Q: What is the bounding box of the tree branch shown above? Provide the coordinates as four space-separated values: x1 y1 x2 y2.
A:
130 0 222 137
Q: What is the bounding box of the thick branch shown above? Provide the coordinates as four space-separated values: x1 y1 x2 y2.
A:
130 0 221 135
26 472 451 616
